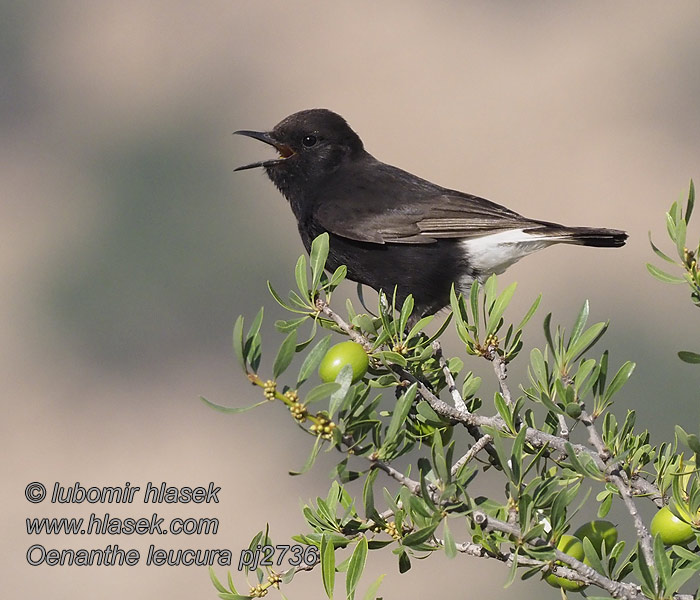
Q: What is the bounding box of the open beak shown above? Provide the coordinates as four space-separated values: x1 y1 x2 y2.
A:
233 130 295 171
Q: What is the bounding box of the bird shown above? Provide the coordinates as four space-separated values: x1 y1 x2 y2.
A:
234 109 627 319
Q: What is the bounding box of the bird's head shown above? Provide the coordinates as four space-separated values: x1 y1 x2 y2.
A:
234 109 364 192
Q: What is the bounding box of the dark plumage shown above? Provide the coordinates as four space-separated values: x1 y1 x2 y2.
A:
235 109 627 317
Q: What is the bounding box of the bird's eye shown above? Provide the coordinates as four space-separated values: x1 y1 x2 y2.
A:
302 135 317 148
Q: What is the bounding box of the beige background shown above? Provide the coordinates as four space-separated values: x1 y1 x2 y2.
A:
2 2 700 598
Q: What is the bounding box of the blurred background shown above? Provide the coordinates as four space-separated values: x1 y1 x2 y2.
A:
2 1 699 598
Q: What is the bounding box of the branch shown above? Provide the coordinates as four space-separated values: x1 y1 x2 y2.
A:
581 410 655 568
488 349 513 406
315 298 373 351
473 511 640 599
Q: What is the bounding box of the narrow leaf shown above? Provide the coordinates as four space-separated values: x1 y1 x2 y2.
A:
297 335 332 387
685 179 695 224
679 351 700 364
290 435 323 475
648 231 676 263
232 315 245 370
362 574 386 600
383 383 417 448
602 361 635 404
310 233 330 290
328 364 353 418
646 263 685 284
200 396 268 414
304 382 341 405
486 281 517 336
321 534 335 599
401 523 439 546
569 300 590 348
567 321 607 361
295 254 309 298
443 519 457 559
273 329 298 379
346 536 368 600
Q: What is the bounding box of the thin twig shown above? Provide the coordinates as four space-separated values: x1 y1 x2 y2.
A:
433 341 468 412
489 349 513 406
370 460 421 495
451 434 493 477
316 298 373 351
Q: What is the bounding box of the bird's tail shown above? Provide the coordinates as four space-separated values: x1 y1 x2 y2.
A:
526 224 628 248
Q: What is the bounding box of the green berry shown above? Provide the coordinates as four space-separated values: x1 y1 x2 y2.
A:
318 341 369 383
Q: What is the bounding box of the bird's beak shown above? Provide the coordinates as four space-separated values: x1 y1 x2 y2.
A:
233 130 295 171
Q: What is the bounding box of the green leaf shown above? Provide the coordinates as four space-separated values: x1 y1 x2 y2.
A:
273 329 298 379
310 233 330 290
654 534 671 593
667 567 696 594
515 294 542 332
232 315 245 370
247 306 264 340
328 364 353 418
646 263 685 284
602 361 635 404
679 351 700 364
686 179 695 225
469 280 480 331
406 315 434 340
633 541 656 594
581 536 604 575
402 523 439 547
363 469 379 521
486 281 517 336
504 547 519 588
597 492 612 518
569 300 589 348
321 534 335 599
297 335 332 387
290 435 323 475
346 536 368 600
443 518 457 559
328 265 347 289
200 396 268 414
267 280 299 312
399 295 414 335
295 254 309 298
374 350 407 367
675 216 687 259
362 574 386 600
209 566 230 594
274 316 308 333
398 549 411 573
494 392 513 433
304 382 341 405
648 231 676 263
383 383 417 449
567 321 607 361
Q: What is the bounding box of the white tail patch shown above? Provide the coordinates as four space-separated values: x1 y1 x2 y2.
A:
460 229 558 277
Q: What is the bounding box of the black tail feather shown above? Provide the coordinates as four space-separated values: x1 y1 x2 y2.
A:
525 224 628 248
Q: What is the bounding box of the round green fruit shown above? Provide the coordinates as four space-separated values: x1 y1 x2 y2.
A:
318 341 369 384
544 534 587 592
574 520 618 555
650 506 694 546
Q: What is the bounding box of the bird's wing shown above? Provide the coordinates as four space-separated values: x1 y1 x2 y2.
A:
315 191 535 245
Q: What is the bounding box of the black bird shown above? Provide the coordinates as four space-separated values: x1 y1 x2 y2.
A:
235 109 627 318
